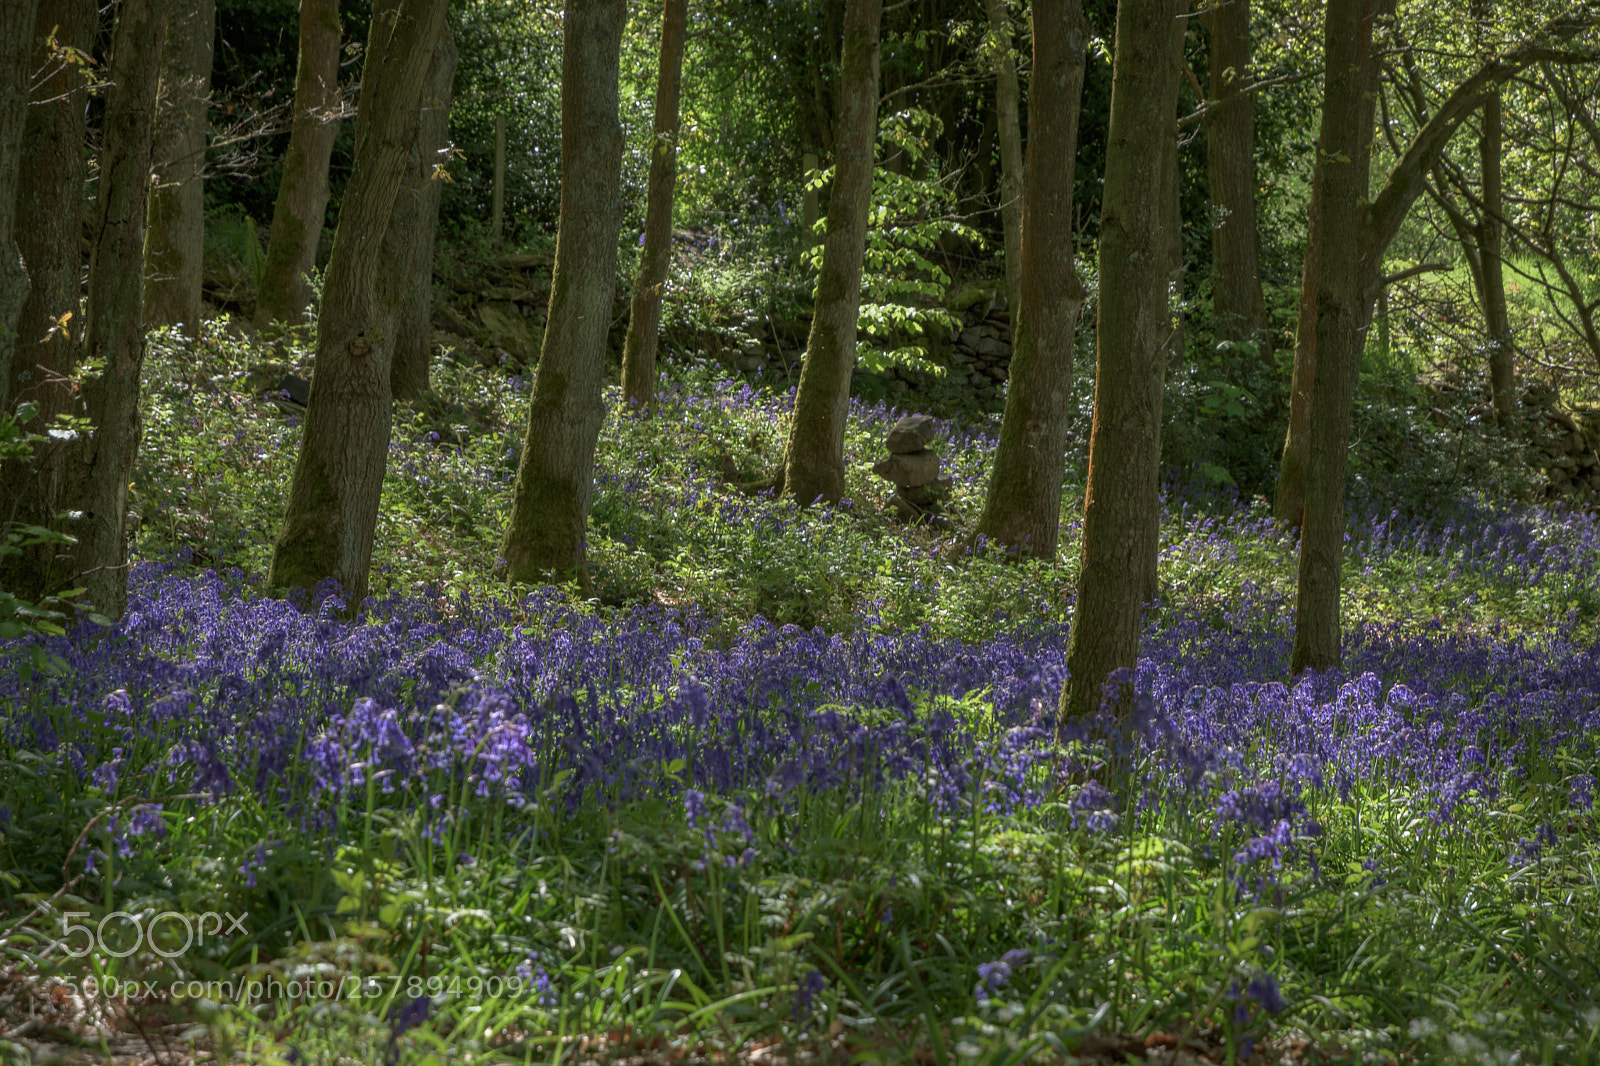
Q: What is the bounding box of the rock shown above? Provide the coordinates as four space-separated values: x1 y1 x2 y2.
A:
276 373 310 405
976 336 1010 358
959 327 986 350
984 366 1009 382
243 362 290 393
497 251 555 271
886 413 940 454
873 449 940 489
478 302 540 362
736 353 765 372
902 474 954 506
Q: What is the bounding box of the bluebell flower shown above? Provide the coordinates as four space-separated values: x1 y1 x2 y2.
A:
793 968 826 1022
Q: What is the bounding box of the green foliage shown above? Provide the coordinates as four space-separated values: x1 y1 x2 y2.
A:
805 109 979 382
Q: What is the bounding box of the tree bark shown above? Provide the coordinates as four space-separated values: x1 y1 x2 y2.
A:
1061 0 1185 722
620 0 689 415
268 0 452 606
1471 4 1514 432
497 0 626 581
257 0 342 326
59 0 168 620
0 0 42 414
1274 0 1387 528
986 0 1023 318
776 0 883 506
0 0 93 602
1202 0 1265 344
142 0 214 339
390 27 458 403
1289 0 1364 675
970 0 1089 560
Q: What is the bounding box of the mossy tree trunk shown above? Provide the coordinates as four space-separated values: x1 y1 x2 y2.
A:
1202 0 1265 345
970 0 1088 560
1289 0 1364 674
257 0 342 325
268 0 451 606
0 0 93 602
620 0 689 415
59 0 168 620
498 0 626 581
776 0 882 506
143 0 214 339
0 0 42 414
985 0 1023 319
1060 0 1185 723
390 27 458 403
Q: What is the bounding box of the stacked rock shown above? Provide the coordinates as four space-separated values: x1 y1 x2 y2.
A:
872 413 954 523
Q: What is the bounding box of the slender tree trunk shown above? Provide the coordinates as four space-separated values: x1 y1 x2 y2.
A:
1202 0 1265 344
1061 0 1185 722
970 0 1089 560
621 0 689 415
390 27 458 403
59 0 168 620
491 113 505 246
269 0 452 605
801 151 821 260
1289 0 1364 675
0 0 93 601
143 0 214 338
257 0 342 325
1274 155 1321 527
0 0 42 413
986 0 1024 318
1275 0 1387 527
497 0 626 581
1158 0 1187 413
1479 88 1514 429
776 0 883 506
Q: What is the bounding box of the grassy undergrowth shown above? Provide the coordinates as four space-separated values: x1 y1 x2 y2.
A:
1 320 1598 1065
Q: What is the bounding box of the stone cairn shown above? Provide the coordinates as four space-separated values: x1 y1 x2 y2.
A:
872 413 954 523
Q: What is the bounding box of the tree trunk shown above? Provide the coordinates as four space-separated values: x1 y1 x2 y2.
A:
0 0 42 414
59 0 168 620
620 0 689 415
986 0 1023 318
1289 0 1364 675
971 0 1088 559
1061 0 1184 722
1274 0 1387 528
257 0 342 326
1202 0 1265 344
1274 152 1320 527
776 0 883 506
143 0 214 338
1479 88 1514 429
491 113 506 246
268 0 452 606
0 0 93 602
497 0 626 581
801 151 821 260
1158 1 1187 418
390 27 458 403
